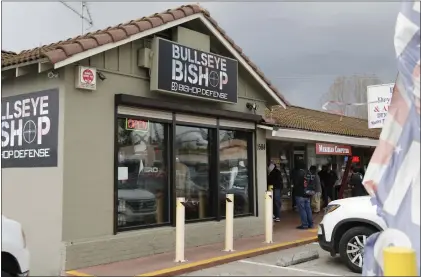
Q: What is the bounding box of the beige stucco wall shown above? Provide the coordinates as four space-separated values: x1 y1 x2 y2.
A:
60 33 273 269
1 70 66 275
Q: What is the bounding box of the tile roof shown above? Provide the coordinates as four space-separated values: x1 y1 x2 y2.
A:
264 105 381 139
1 50 17 61
1 4 289 105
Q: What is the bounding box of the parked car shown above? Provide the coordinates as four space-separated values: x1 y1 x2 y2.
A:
318 196 386 273
1 215 30 277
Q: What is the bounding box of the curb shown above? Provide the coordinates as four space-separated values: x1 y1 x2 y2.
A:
137 236 318 276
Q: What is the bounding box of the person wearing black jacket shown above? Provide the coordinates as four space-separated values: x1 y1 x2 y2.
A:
292 161 313 229
268 162 283 222
350 166 368 197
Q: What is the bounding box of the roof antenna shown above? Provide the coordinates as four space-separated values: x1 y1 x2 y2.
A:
59 1 94 35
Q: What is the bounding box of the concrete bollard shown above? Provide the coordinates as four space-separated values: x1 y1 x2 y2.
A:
174 197 186 263
224 194 234 252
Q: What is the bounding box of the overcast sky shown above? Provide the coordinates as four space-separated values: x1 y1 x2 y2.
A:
2 1 400 110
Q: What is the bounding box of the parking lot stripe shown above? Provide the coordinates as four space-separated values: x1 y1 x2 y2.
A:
238 260 340 276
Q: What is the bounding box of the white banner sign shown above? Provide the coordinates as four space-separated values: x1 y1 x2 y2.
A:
367 83 394 129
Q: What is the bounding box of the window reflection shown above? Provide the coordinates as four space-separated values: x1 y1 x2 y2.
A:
219 130 251 216
175 125 213 220
116 118 169 229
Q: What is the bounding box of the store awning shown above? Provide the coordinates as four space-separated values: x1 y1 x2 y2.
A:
268 128 378 147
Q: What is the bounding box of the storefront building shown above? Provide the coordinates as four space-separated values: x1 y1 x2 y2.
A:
263 105 380 207
1 5 289 275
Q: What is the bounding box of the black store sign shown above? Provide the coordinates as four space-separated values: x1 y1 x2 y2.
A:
1 89 59 168
154 38 238 104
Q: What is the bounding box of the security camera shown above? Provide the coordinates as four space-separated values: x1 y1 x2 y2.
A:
47 70 59 79
246 102 258 111
97 71 107 81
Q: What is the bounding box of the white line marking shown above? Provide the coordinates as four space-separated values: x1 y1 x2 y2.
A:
312 242 319 245
238 260 340 276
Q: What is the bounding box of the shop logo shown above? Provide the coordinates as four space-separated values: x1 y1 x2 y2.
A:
316 143 352 156
23 120 37 144
1 89 59 168
152 38 238 104
143 167 159 173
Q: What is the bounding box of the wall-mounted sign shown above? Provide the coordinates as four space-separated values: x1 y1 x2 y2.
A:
367 83 394 129
75 66 97 91
150 37 238 104
315 143 352 156
125 118 149 131
1 89 59 168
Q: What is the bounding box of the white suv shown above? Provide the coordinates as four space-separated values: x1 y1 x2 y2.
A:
318 196 387 273
1 215 30 277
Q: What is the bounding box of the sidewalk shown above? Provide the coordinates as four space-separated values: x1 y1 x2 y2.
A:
66 212 321 276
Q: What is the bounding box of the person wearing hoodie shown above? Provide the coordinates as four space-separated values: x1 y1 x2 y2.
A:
292 161 314 229
267 162 283 222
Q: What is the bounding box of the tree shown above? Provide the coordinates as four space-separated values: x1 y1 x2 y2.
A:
320 74 383 119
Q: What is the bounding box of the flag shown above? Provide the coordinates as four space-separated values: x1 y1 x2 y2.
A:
362 1 420 276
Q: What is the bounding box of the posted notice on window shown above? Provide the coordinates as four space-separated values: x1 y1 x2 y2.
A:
1 89 59 168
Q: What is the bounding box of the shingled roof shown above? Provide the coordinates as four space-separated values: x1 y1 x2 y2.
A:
264 105 381 139
1 4 289 105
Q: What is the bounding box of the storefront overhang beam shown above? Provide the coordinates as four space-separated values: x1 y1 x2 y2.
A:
256 124 273 131
116 94 262 122
269 128 378 147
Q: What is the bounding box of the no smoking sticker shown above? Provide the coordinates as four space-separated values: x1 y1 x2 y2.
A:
82 69 94 84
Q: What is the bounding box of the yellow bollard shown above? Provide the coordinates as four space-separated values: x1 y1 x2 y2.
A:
383 246 417 276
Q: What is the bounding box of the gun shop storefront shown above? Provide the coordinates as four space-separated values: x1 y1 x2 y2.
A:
1 11 288 274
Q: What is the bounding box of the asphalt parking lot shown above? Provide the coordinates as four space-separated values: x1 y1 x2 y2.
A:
181 243 360 276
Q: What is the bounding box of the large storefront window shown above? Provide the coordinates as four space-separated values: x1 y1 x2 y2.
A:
115 115 256 231
219 130 253 216
175 125 214 220
116 118 169 230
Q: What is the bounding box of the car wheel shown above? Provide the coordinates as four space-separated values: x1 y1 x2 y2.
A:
338 226 376 273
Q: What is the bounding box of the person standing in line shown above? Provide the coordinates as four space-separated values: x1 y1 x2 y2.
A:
318 165 328 207
349 166 368 197
267 162 283 222
324 164 338 204
292 161 314 229
331 163 341 200
310 165 322 213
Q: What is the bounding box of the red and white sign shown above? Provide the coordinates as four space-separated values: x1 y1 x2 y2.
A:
82 69 94 84
315 143 352 156
75 66 97 90
126 118 149 131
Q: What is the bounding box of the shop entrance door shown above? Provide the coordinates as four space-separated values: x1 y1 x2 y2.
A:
293 150 305 169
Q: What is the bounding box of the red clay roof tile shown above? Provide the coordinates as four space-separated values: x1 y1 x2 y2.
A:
264 105 381 139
